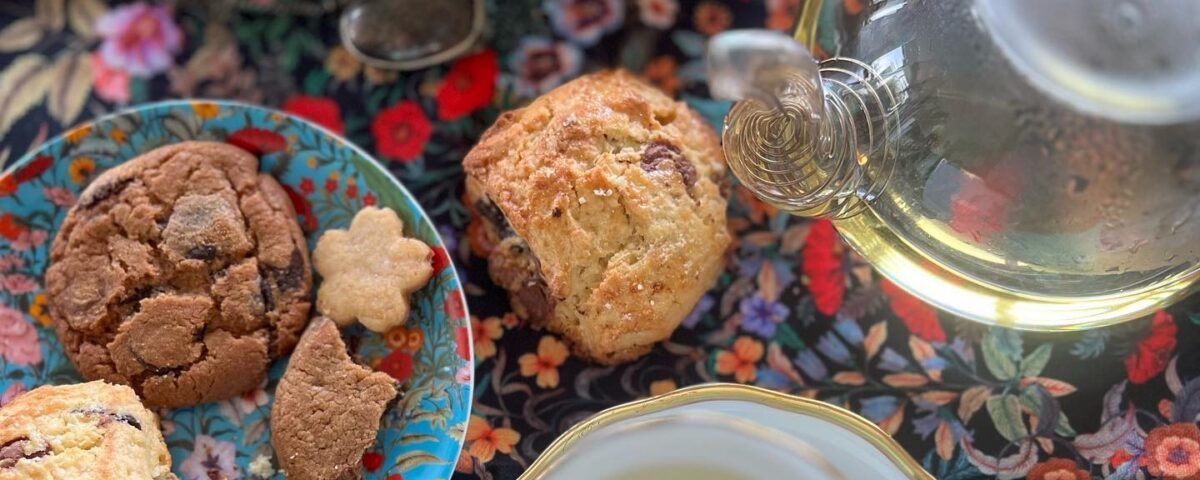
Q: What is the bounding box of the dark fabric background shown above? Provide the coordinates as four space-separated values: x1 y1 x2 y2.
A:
1 1 1196 479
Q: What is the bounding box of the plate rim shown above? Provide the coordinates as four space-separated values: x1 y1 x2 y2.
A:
2 98 475 479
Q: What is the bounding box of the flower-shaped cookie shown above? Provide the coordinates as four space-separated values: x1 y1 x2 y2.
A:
313 207 434 332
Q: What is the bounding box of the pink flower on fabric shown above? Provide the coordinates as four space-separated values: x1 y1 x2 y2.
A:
0 254 22 272
90 51 131 103
0 274 38 295
42 187 77 208
637 0 679 29
8 229 47 251
96 3 183 77
0 383 26 407
180 435 241 480
511 36 582 97
0 305 41 366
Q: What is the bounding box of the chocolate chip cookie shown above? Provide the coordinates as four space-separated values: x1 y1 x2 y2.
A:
271 317 397 480
0 381 176 480
464 70 731 364
45 141 313 407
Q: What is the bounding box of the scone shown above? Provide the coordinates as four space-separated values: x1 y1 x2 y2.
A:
45 141 313 407
0 381 176 480
271 317 397 480
464 70 730 364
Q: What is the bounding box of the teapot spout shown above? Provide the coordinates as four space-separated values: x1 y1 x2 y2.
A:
707 30 898 219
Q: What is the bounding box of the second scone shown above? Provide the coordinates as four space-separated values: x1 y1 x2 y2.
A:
464 70 730 364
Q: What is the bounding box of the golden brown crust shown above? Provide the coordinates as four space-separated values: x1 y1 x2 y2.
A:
0 381 175 480
464 70 730 364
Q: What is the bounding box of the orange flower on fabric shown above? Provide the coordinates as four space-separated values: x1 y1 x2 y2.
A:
325 46 361 81
766 0 801 32
465 416 520 463
715 336 764 383
472 315 503 360
191 102 218 119
1145 423 1200 480
1027 458 1089 480
650 379 677 396
519 336 569 388
29 294 51 326
642 55 679 96
68 157 96 184
65 125 93 144
693 1 731 36
0 214 23 241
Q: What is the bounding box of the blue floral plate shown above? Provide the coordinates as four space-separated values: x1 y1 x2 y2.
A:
0 100 473 480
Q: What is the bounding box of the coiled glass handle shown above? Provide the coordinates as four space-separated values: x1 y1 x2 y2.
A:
707 30 897 219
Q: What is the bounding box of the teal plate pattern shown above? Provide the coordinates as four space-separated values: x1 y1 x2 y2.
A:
0 101 473 480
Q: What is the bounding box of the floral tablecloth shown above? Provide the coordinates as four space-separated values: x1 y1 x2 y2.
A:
1 1 1197 479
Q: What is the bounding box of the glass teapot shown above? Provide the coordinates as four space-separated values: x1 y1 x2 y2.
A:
706 0 1200 329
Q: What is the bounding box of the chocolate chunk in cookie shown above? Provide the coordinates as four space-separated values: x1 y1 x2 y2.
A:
271 317 398 480
45 142 312 407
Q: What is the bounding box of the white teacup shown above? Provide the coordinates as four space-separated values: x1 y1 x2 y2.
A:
520 384 932 480
538 412 845 480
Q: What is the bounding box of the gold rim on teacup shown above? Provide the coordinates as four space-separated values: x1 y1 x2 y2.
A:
519 383 934 480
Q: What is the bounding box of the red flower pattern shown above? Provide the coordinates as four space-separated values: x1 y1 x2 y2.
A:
436 50 498 120
372 101 432 162
282 95 344 133
14 156 51 183
1126 310 1177 384
225 128 286 155
801 220 844 316
0 214 24 241
377 350 414 382
0 175 15 197
948 164 1020 243
280 184 317 231
880 279 945 343
1027 458 1089 480
361 452 383 471
456 326 471 361
431 246 451 274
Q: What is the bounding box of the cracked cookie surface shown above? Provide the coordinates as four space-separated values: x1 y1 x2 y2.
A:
270 317 397 480
464 70 730 364
45 141 312 407
0 381 176 480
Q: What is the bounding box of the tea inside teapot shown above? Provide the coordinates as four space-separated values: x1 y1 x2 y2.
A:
709 0 1200 328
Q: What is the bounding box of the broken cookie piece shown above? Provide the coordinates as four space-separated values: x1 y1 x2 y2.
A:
270 317 398 480
0 381 176 480
313 207 434 332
